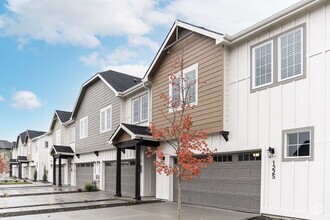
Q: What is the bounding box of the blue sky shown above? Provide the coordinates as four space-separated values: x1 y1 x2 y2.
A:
0 0 300 142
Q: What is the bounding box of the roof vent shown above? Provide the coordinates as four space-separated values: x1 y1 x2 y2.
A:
134 79 138 83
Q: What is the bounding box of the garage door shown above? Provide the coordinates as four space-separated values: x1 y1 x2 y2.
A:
105 160 135 196
173 152 261 213
76 163 93 188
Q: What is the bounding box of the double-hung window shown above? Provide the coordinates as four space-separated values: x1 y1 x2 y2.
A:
79 116 88 139
169 63 198 110
278 27 303 81
100 105 112 133
132 94 148 124
282 127 313 161
251 24 305 91
252 41 273 88
55 129 61 145
69 126 75 143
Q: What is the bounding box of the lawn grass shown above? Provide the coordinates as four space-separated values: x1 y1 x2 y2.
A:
0 180 32 185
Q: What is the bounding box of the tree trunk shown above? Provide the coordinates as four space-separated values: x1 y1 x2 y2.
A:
177 176 182 220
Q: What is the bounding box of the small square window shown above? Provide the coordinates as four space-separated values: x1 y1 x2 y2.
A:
283 127 313 161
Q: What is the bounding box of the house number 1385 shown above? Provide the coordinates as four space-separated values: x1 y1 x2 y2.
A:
272 160 276 179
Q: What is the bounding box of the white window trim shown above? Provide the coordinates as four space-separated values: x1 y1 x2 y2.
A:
80 116 88 139
140 93 149 123
278 27 304 82
132 93 149 124
132 98 140 124
69 126 75 143
252 40 274 89
55 129 61 145
169 63 199 112
282 126 314 161
100 105 112 133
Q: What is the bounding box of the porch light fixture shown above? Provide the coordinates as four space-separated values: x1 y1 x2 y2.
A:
267 147 275 158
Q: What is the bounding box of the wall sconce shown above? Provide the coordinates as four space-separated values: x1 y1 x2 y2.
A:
97 161 100 164
267 147 275 158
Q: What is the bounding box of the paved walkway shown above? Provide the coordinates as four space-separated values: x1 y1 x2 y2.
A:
4 202 257 220
0 183 258 219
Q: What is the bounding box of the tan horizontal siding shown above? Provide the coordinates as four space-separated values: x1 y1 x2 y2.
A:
151 31 224 133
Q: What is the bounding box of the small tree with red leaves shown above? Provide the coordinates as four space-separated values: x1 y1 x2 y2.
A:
0 151 8 175
148 44 215 220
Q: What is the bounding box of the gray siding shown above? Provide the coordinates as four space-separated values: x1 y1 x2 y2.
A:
75 79 120 154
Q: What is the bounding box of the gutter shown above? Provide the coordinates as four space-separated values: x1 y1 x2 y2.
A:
117 82 144 97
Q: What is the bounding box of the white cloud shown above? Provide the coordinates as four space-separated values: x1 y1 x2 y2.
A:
103 64 148 78
0 0 167 48
164 0 301 35
128 36 159 52
0 0 301 48
0 96 4 102
11 91 43 110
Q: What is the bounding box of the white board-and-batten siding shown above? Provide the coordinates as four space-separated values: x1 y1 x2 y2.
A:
225 3 330 220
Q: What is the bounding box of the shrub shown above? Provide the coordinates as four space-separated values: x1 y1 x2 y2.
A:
85 183 97 192
42 166 48 182
33 170 37 182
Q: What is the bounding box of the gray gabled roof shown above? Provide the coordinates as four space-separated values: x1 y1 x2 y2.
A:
72 70 141 118
121 123 151 136
17 130 46 145
99 70 142 92
27 130 46 139
55 110 72 123
0 140 12 149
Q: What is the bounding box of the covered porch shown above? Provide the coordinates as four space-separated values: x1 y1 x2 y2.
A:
51 145 74 186
109 123 158 201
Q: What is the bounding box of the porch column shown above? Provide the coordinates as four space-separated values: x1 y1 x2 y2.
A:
9 164 12 177
58 155 62 186
115 148 122 197
53 157 56 185
135 143 141 201
18 163 22 179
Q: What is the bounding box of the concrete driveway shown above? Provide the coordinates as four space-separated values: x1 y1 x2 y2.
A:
5 202 257 220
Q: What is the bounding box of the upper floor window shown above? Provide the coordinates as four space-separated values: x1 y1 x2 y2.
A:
55 129 61 145
169 63 198 110
79 116 88 139
278 28 303 81
282 127 313 161
252 41 273 88
132 93 148 124
251 24 305 92
69 126 75 143
100 105 112 133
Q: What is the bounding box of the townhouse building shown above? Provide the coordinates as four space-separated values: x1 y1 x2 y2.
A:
72 70 155 198
221 0 330 219
11 130 46 179
30 132 52 181
133 0 330 219
48 110 74 186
